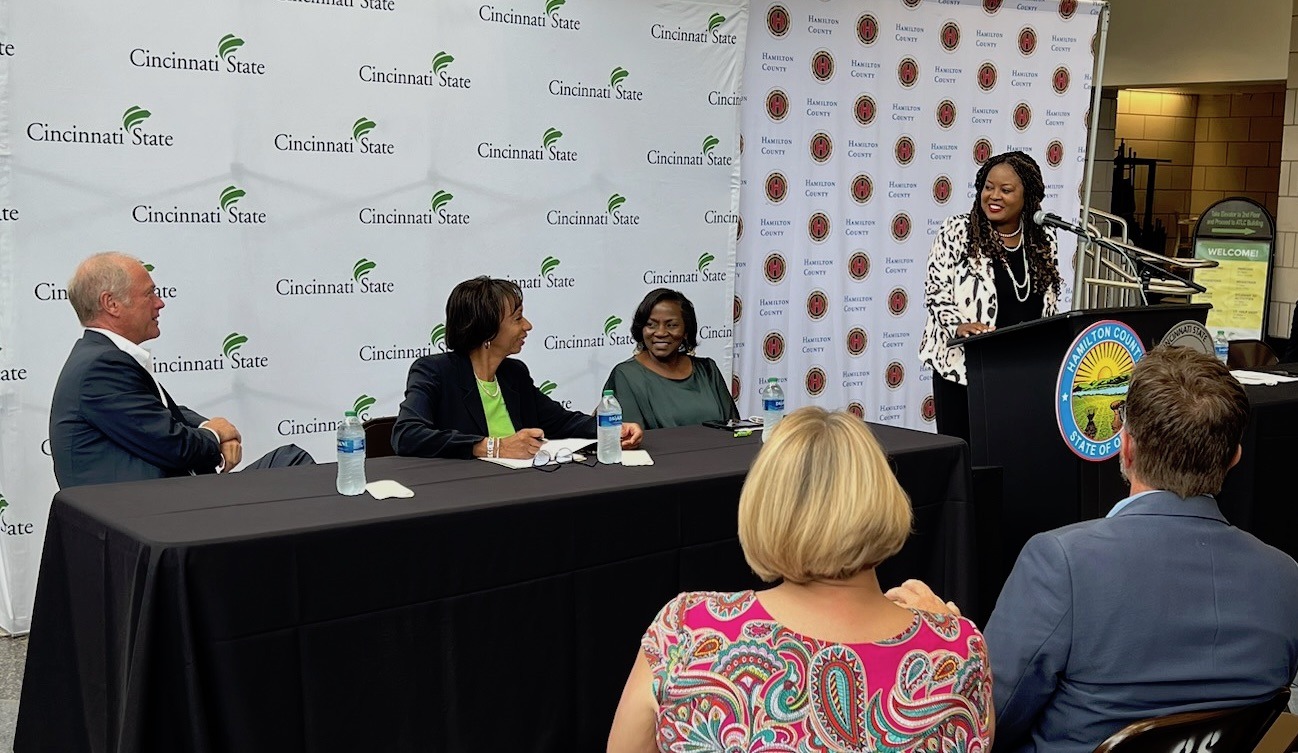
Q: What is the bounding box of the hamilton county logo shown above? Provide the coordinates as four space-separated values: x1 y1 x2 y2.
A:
731 375 741 401
1053 66 1070 94
891 213 912 242
767 4 791 36
902 0 921 7
973 138 993 165
765 171 788 203
1013 102 1032 131
809 132 833 163
848 251 871 281
1018 26 1038 55
847 402 865 419
983 0 1002 13
887 287 909 316
1056 320 1145 461
846 327 868 356
807 290 829 320
921 395 937 422
737 215 744 240
805 367 827 397
895 135 916 165
854 94 877 126
933 175 953 204
897 57 919 87
764 252 787 284
808 212 831 243
1046 140 1065 168
851 174 873 204
763 331 786 362
885 361 906 389
936 99 957 129
977 62 998 91
1059 0 1078 19
734 294 743 322
766 88 790 121
811 49 835 82
857 13 879 45
940 21 961 51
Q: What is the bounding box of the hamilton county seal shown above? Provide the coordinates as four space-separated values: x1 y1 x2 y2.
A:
1056 320 1145 461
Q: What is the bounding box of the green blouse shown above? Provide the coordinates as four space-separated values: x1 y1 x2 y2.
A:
602 355 739 430
477 378 516 438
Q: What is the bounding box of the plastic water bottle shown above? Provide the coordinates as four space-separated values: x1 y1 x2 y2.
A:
336 410 367 495
1214 330 1229 365
597 389 623 464
761 377 785 443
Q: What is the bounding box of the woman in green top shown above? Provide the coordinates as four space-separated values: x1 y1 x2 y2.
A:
603 289 740 430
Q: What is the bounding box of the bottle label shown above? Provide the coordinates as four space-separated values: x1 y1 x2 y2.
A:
598 413 622 428
763 398 785 412
337 437 366 453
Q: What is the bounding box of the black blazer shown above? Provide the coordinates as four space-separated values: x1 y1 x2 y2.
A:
392 352 596 458
49 331 222 488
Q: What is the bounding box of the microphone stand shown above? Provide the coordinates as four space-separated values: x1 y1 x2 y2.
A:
1046 222 1206 304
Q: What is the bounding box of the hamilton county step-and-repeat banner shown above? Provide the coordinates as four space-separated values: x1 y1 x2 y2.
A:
0 1 746 633
734 0 1100 428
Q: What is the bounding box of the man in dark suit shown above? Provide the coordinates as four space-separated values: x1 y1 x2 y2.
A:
888 346 1298 753
50 252 309 489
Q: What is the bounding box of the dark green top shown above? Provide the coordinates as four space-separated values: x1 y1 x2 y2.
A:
602 355 740 430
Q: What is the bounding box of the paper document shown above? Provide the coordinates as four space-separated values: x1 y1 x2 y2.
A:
479 438 597 469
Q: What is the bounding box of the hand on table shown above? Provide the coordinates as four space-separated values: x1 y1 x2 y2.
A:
620 422 643 450
499 428 546 459
218 440 242 473
885 579 962 617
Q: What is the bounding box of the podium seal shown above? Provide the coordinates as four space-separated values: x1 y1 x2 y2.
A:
1056 320 1145 461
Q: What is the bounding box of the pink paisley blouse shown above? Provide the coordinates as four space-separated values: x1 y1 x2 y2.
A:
641 590 993 752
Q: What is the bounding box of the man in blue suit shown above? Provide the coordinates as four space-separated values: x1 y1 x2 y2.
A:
890 346 1298 753
50 252 309 489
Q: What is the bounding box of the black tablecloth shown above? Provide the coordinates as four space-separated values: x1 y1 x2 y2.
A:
1219 378 1298 561
16 424 974 753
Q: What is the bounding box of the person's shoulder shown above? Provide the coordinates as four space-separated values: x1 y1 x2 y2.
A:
655 590 758 628
409 351 458 373
690 355 721 372
904 609 984 645
610 357 642 375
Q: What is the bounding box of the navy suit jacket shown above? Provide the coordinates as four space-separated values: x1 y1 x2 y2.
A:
50 331 222 488
985 491 1298 753
392 352 595 459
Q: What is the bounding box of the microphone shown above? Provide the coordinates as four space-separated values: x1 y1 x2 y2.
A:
1031 209 1089 236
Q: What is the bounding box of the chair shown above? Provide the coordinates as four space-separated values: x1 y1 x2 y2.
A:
1227 339 1279 370
362 415 397 458
1093 689 1290 753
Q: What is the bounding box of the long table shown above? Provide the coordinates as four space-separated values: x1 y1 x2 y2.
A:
1220 379 1298 561
16 424 975 753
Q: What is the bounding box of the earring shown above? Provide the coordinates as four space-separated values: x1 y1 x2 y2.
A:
484 340 492 350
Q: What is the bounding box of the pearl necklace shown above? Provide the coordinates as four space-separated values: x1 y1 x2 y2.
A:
997 219 1023 239
1002 241 1032 303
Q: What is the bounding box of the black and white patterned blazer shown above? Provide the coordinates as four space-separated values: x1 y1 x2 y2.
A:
919 214 1058 385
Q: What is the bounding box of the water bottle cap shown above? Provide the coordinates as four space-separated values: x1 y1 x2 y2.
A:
344 410 357 417
602 389 614 396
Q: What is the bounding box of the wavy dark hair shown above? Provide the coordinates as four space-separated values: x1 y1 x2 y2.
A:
445 276 524 354
967 150 1061 295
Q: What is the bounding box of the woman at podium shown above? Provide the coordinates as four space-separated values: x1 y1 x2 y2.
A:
919 151 1063 441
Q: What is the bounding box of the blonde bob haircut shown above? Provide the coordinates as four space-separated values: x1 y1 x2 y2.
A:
739 406 913 584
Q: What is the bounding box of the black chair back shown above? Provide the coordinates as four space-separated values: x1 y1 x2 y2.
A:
1093 689 1290 753
362 416 397 459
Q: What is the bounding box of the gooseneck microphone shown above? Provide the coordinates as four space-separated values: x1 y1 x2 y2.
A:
1030 209 1089 236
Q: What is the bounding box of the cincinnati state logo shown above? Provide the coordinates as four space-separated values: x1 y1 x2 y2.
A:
895 135 916 165
766 4 790 36
854 94 876 126
857 14 879 45
848 251 871 281
1019 26 1038 55
763 331 786 362
809 132 833 163
808 212 831 243
805 367 827 397
933 175 953 204
887 287 909 316
733 294 742 322
973 138 993 165
1056 320 1145 461
983 0 1002 13
897 57 919 88
847 402 865 420
1053 66 1071 94
936 99 956 129
921 395 937 422
977 62 997 91
764 252 787 283
851 173 873 204
766 89 789 121
731 375 741 401
940 21 960 51
1013 102 1032 131
811 49 835 82
1046 140 1065 168
1059 0 1078 19
891 213 912 242
765 171 788 203
807 289 829 320
847 327 868 356
885 361 905 389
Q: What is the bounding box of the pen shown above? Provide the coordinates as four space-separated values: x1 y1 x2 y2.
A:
734 429 754 438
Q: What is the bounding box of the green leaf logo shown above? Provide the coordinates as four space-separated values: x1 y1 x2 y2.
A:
607 193 626 214
610 67 629 87
542 127 563 149
222 332 248 358
708 13 726 31
143 263 155 272
539 380 558 396
218 33 245 60
697 252 715 271
122 105 151 132
0 496 8 515
353 394 377 416
430 190 454 213
430 323 447 351
702 135 720 155
545 0 566 15
603 315 623 337
352 117 377 141
540 255 561 278
219 185 245 210
353 258 376 281
431 51 455 74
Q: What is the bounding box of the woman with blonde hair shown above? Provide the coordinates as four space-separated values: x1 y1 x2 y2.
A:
608 407 992 752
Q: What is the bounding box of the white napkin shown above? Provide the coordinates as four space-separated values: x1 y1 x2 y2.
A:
620 450 654 466
365 480 414 499
1231 369 1298 386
